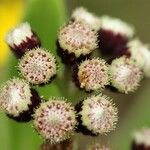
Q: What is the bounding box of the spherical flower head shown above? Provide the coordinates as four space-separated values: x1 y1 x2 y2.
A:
6 22 41 58
109 56 143 93
58 21 98 58
71 7 101 31
132 128 150 150
80 94 118 135
33 98 77 144
127 39 150 77
77 58 109 92
98 15 134 57
0 78 32 117
19 47 57 85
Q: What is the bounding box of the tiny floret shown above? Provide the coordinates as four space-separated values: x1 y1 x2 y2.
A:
33 98 77 144
109 56 143 93
0 78 32 117
80 94 118 135
77 58 109 91
58 21 98 58
71 7 101 31
19 47 57 84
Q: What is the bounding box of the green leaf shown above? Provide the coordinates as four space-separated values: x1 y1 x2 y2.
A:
3 0 67 150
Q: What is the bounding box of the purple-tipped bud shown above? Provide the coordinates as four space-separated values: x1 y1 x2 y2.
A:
98 16 134 58
6 22 41 58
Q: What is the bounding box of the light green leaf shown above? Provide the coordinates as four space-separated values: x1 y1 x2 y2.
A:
3 0 67 150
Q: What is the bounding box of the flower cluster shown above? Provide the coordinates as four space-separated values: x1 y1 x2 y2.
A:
1 6 149 148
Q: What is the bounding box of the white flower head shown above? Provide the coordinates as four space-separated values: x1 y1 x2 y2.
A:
0 78 32 117
33 99 77 143
109 56 143 93
19 47 57 84
77 58 109 91
58 21 98 57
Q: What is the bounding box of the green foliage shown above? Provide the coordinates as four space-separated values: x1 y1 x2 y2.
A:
1 0 67 150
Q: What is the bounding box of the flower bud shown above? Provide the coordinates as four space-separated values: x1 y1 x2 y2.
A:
109 56 143 93
33 98 77 144
19 47 57 85
57 21 98 64
6 22 41 58
73 58 109 92
0 78 41 121
98 16 134 58
75 94 118 135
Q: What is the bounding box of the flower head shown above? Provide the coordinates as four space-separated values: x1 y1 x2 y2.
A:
19 47 57 85
80 94 118 135
76 58 109 92
33 98 77 144
109 56 143 93
0 78 32 117
58 21 98 58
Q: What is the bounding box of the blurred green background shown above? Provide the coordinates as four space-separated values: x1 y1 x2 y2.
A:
0 0 150 149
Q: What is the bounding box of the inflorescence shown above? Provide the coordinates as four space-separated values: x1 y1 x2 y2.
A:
19 47 57 85
33 98 77 144
75 58 109 92
2 6 150 147
75 94 118 135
